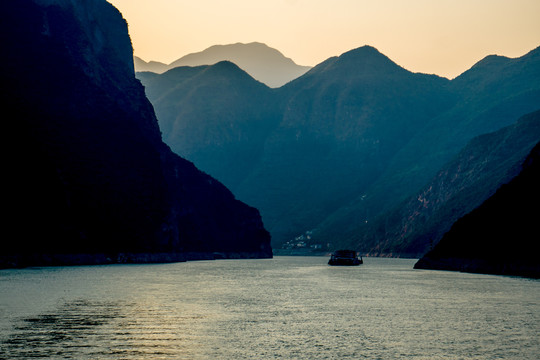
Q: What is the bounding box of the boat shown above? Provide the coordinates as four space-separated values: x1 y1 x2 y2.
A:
328 250 363 266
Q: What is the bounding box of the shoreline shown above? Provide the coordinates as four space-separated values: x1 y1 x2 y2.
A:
0 251 273 269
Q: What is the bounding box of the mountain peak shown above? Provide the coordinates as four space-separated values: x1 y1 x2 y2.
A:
164 42 311 88
207 42 273 52
337 45 403 70
201 60 264 84
469 54 510 71
343 45 384 57
299 45 408 82
453 44 540 85
195 42 282 60
471 45 540 69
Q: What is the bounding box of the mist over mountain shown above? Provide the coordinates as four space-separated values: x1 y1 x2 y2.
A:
135 42 312 88
1 0 271 268
139 40 540 257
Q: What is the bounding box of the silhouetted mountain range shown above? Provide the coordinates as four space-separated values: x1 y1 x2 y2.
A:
139 44 540 260
135 42 312 88
1 0 271 268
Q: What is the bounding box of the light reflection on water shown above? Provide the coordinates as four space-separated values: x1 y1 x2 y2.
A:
0 257 538 359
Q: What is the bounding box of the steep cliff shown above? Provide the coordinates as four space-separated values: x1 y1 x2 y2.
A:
414 143 540 278
1 0 271 268
360 110 540 256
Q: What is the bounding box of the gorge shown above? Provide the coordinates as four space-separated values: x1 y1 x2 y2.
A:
138 44 540 264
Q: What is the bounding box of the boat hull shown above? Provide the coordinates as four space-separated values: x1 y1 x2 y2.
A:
328 250 363 266
328 258 362 266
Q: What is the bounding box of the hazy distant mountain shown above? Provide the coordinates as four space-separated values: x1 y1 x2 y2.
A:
134 56 168 73
1 0 271 268
415 140 540 278
140 44 540 254
135 42 312 88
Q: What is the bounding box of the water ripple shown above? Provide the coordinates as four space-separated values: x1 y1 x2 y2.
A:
1 258 538 359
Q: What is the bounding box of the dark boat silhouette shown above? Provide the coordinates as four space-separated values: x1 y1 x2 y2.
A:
328 250 363 266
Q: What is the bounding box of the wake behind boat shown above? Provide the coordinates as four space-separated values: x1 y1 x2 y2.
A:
328 250 363 266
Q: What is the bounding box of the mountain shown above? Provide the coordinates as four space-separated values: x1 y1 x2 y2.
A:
139 41 540 253
357 110 540 257
1 0 271 268
236 46 456 245
135 42 312 88
134 56 168 73
137 61 280 192
414 141 540 278
140 46 455 246
312 46 540 252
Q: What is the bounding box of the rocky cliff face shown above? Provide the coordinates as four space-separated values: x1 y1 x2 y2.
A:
1 0 271 268
414 142 540 278
362 110 540 256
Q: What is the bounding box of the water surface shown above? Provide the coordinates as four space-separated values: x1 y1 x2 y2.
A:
1 257 538 359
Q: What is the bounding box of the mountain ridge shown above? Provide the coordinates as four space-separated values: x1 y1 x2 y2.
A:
138 41 540 256
138 60 279 192
135 42 311 88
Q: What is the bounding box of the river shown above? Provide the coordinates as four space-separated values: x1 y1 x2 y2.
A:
0 257 538 359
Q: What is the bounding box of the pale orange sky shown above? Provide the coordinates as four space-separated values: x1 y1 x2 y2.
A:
107 0 540 79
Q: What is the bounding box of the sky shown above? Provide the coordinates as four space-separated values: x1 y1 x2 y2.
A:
107 0 540 79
